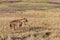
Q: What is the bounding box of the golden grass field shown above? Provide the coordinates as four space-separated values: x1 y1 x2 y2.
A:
0 0 60 40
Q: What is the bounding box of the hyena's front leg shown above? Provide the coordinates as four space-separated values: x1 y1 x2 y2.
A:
21 22 26 27
19 22 22 27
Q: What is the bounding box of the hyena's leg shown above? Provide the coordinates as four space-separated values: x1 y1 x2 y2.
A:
10 23 16 30
21 22 26 27
10 23 12 29
10 23 14 29
22 22 26 27
13 24 17 30
19 22 22 27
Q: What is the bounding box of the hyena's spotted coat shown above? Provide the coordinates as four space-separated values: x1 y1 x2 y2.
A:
10 18 28 30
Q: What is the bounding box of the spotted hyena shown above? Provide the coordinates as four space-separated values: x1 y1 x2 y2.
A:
10 18 28 30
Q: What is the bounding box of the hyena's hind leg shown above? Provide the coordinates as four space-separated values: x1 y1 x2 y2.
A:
10 23 12 29
10 23 16 30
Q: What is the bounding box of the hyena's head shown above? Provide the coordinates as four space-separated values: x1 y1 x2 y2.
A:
23 18 28 22
21 18 28 25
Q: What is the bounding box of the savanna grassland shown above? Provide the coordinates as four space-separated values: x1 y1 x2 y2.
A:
0 0 60 40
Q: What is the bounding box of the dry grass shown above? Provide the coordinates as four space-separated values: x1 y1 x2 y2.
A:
0 9 59 40
0 0 59 40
